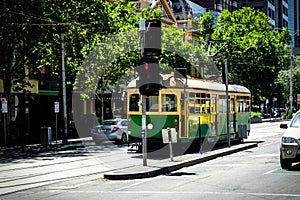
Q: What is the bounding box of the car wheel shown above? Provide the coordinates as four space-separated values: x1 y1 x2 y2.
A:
280 156 292 169
120 133 127 144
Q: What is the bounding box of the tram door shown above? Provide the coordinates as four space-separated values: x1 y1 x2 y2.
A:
180 93 188 138
230 97 236 133
211 95 217 136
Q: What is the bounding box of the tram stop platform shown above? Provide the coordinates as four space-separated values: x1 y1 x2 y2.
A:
103 142 258 180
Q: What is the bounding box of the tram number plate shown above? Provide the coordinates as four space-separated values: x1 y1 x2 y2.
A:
162 128 177 143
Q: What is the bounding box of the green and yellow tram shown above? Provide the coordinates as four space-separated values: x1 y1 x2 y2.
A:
127 74 251 152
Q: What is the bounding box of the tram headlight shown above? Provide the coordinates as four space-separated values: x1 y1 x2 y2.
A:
147 123 154 130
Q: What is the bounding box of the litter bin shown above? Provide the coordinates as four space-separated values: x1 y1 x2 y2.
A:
40 127 52 145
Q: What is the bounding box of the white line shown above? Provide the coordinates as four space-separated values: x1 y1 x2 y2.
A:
200 164 252 167
67 190 300 197
260 141 280 147
250 153 279 158
264 168 278 175
116 177 159 191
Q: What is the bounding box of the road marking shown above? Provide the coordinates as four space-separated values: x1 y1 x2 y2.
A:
250 153 278 158
199 164 252 167
116 176 160 191
264 168 278 174
265 168 300 175
260 140 280 147
64 190 300 197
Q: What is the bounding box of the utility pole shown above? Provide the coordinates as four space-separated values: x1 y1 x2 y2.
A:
140 18 147 166
225 59 230 147
61 33 68 144
289 48 293 111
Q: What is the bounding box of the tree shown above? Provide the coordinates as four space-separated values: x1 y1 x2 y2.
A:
206 7 291 105
275 56 300 108
160 25 213 78
0 0 143 145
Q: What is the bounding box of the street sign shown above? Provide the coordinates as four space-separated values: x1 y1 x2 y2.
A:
297 94 300 105
1 98 8 113
162 128 177 143
54 101 59 113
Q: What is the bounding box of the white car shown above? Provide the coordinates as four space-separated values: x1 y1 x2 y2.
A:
91 119 128 145
279 111 300 169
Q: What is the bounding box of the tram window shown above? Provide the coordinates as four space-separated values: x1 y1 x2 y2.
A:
162 94 177 112
211 97 216 113
206 100 211 113
237 96 250 112
129 94 140 111
146 96 158 112
243 102 247 112
189 107 195 113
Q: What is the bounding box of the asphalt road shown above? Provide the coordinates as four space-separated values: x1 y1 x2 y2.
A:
2 121 300 200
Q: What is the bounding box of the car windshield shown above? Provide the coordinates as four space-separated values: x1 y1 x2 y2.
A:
291 114 300 127
101 120 118 125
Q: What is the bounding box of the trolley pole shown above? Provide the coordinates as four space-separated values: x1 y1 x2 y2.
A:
225 59 230 147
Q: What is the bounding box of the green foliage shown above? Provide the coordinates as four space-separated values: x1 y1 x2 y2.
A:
198 11 214 38
0 0 141 101
250 112 262 118
209 7 291 104
275 56 300 104
160 25 212 76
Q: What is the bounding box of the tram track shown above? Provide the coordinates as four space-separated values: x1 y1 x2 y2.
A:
0 144 137 195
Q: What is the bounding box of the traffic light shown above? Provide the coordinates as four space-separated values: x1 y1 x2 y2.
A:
144 20 161 57
137 59 162 96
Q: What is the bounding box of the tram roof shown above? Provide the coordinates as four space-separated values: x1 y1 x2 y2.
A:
187 79 250 94
127 77 250 94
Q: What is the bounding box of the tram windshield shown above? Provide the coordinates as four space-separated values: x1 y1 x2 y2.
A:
129 94 140 111
146 96 158 112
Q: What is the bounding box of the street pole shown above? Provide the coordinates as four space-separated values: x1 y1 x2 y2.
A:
142 95 147 166
61 33 68 144
140 18 147 166
289 48 293 111
225 59 230 147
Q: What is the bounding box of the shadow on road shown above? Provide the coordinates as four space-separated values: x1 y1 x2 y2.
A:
0 140 127 163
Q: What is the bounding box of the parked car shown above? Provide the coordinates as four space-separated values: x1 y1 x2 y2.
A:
91 119 128 145
279 111 300 169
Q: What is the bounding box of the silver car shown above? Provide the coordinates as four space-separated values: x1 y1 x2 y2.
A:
91 119 128 145
279 111 300 169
